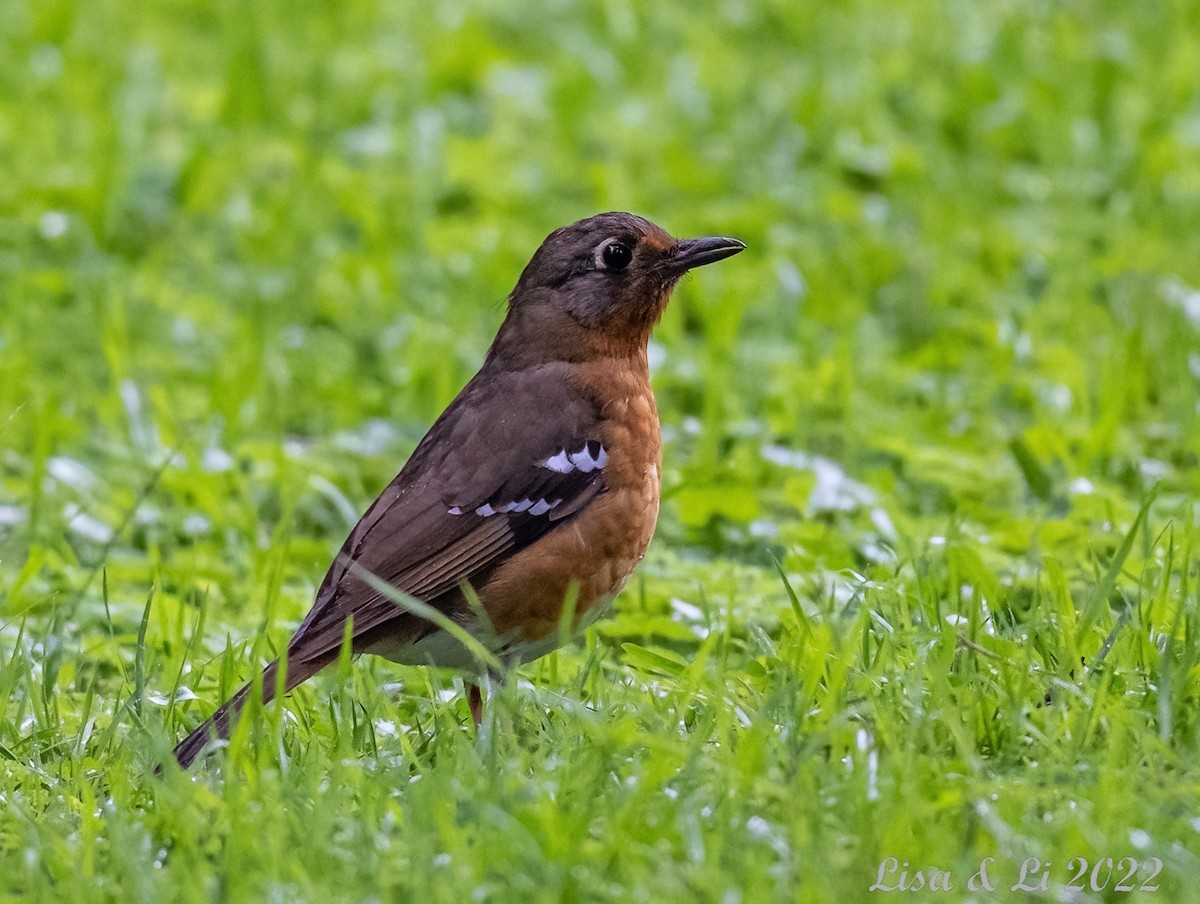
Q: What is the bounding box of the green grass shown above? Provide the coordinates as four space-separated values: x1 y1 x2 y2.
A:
3 0 1200 900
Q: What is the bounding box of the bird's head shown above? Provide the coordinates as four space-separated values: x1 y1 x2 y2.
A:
496 212 745 364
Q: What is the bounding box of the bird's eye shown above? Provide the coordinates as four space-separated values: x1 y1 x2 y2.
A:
600 240 633 271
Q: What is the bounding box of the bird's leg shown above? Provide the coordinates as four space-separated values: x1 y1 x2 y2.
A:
468 682 484 727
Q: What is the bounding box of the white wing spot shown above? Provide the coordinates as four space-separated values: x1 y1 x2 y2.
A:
540 449 573 473
541 442 607 474
448 506 463 515
569 448 597 473
528 498 561 516
475 443 607 519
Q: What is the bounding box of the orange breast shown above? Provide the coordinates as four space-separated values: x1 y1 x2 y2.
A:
479 362 661 646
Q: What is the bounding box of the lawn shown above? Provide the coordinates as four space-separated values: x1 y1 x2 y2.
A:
3 0 1200 900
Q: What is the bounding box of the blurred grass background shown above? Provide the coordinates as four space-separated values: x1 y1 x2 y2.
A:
2 0 1200 900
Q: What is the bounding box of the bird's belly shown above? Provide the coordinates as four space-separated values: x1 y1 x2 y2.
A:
478 463 661 646
361 469 660 673
368 376 663 673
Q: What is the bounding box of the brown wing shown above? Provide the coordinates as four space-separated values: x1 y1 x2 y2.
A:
284 362 607 665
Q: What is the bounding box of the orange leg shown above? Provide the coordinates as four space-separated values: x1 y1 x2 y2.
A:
468 682 484 727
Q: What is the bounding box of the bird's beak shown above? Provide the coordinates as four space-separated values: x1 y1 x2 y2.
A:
667 235 746 274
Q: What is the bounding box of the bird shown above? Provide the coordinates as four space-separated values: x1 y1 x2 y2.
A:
171 211 744 768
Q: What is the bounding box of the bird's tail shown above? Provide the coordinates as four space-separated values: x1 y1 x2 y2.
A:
171 654 328 769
